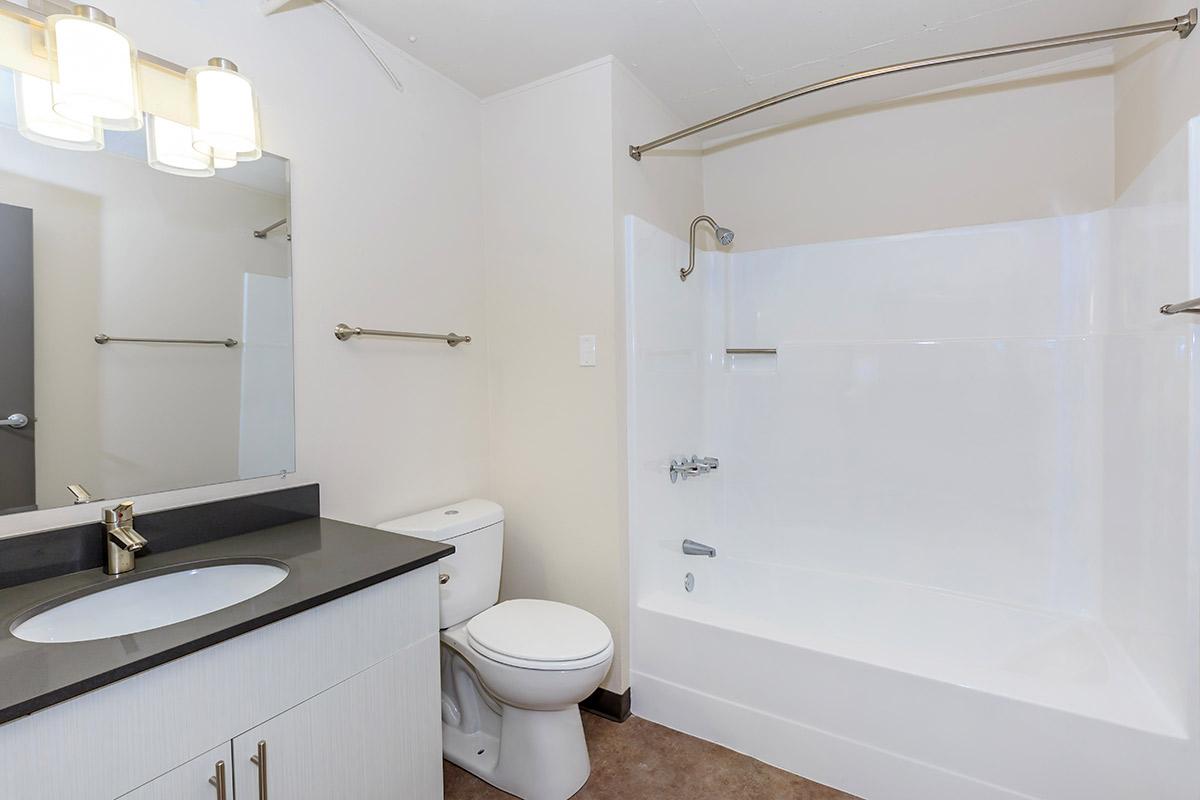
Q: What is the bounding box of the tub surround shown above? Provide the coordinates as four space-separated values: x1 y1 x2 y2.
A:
624 115 1200 800
0 486 453 724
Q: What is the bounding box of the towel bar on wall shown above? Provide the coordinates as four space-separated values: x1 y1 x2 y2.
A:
726 348 777 355
333 323 471 347
1161 297 1200 315
95 334 239 347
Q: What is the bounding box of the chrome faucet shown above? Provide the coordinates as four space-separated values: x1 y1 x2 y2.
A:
670 455 719 483
682 539 717 558
67 484 93 504
103 500 147 575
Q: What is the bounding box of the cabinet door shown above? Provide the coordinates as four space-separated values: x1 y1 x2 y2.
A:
118 741 233 800
232 635 442 800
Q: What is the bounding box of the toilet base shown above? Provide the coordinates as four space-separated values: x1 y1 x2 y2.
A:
444 705 590 800
441 641 592 800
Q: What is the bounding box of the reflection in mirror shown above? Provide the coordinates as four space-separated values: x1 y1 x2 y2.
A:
0 66 294 516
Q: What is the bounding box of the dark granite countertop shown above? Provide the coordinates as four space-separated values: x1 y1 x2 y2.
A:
0 517 452 725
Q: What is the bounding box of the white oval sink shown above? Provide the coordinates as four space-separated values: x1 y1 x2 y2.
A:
12 562 289 643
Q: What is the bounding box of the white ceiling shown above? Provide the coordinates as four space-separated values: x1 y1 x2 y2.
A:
326 0 1154 143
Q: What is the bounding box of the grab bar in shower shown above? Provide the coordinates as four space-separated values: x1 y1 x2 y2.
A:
726 348 777 355
95 334 239 347
333 323 472 347
1161 297 1200 315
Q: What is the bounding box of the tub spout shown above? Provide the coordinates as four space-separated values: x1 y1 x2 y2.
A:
682 539 716 558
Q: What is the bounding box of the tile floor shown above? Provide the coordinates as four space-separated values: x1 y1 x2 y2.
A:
442 713 860 799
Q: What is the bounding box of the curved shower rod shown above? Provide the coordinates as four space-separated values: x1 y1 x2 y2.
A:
629 9 1198 161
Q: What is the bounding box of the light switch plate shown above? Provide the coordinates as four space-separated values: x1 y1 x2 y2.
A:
579 335 597 367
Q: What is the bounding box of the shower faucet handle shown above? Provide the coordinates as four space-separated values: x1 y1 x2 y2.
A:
670 455 720 483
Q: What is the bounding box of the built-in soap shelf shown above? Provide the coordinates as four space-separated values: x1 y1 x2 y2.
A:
724 347 778 373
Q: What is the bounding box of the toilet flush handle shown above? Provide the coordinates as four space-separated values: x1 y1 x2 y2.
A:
439 573 450 585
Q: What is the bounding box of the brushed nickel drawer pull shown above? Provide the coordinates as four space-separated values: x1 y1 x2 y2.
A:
250 740 268 799
208 761 227 800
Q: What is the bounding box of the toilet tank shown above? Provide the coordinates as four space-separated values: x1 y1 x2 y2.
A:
377 499 504 629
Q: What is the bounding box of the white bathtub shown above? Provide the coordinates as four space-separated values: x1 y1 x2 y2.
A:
631 558 1198 800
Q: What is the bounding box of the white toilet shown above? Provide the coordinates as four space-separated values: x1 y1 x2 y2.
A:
379 499 613 800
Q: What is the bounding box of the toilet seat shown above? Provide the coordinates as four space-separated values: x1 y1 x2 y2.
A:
468 636 614 671
466 599 613 671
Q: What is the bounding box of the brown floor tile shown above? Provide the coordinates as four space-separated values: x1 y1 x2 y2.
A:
442 713 861 800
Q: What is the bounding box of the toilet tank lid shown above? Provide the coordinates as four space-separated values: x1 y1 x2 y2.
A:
376 499 504 542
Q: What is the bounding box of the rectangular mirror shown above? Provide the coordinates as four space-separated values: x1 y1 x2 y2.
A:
0 66 294 515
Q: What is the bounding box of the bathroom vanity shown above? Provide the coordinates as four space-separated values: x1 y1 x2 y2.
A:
0 486 452 799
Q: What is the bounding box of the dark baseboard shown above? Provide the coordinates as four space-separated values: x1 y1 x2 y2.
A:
581 686 631 723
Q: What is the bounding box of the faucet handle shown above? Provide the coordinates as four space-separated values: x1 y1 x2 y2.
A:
103 500 135 525
67 484 93 504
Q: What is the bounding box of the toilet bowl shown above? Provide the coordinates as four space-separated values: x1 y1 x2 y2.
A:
378 500 613 800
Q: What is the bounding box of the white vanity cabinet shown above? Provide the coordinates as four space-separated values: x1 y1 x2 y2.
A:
231 640 441 800
119 742 233 800
0 564 444 800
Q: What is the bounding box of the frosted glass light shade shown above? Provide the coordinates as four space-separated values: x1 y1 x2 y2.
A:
146 115 214 177
13 71 104 151
190 60 262 162
46 8 142 131
212 148 239 169
191 141 240 169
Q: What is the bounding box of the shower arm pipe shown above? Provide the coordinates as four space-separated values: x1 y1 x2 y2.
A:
1161 296 1200 315
629 9 1198 161
254 218 288 239
683 215 719 281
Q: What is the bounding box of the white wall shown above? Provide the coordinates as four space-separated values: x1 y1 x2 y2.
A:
0 0 489 537
481 59 625 692
702 54 1116 250
1114 1 1200 194
478 57 703 694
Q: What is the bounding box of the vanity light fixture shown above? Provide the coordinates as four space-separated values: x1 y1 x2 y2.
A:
13 71 104 150
209 146 240 170
45 5 142 131
189 57 262 163
0 3 269 176
145 114 214 177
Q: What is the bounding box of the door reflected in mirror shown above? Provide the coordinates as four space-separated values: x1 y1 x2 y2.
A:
0 66 294 515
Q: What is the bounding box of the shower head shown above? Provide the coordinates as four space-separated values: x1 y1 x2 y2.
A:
681 215 735 281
